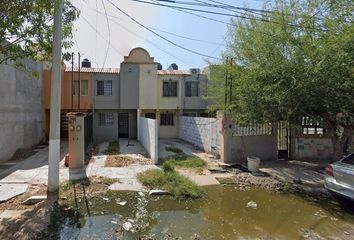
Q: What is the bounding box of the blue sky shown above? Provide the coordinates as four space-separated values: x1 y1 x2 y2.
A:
70 0 266 70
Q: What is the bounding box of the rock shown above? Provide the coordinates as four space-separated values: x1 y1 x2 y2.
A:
149 189 170 196
246 201 257 209
122 222 133 231
116 201 127 206
111 220 118 224
192 233 201 239
22 195 47 205
102 197 109 201
138 192 144 197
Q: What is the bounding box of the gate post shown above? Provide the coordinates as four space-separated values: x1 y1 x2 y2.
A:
219 112 233 164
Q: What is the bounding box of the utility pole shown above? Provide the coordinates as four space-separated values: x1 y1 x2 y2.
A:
78 52 81 111
71 52 74 110
48 0 64 193
224 57 228 110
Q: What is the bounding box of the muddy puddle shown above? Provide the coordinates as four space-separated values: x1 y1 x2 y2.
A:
57 186 354 239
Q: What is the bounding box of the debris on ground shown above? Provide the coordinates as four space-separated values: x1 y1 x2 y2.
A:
216 172 285 191
122 221 133 231
0 184 28 203
105 155 152 167
246 201 258 209
22 195 46 205
149 189 170 196
116 201 127 206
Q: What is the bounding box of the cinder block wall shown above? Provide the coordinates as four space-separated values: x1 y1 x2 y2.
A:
0 60 44 163
179 116 222 154
293 136 333 160
138 117 158 163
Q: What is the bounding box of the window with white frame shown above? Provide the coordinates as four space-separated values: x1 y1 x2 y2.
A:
98 112 114 126
97 80 112 96
163 80 177 97
80 80 88 95
160 113 174 126
185 82 199 97
73 80 88 95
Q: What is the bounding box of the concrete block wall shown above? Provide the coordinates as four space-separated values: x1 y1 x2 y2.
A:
179 116 222 154
0 60 44 163
231 135 278 164
294 136 333 160
138 117 158 163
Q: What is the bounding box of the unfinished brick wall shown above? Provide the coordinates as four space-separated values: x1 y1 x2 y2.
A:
179 116 222 154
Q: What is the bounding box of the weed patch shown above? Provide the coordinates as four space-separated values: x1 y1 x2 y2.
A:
164 154 206 169
106 141 120 155
137 163 203 200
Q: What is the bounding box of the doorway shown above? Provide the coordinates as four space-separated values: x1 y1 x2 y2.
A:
277 121 290 159
118 113 129 138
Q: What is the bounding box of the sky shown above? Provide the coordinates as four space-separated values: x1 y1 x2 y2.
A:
69 0 265 70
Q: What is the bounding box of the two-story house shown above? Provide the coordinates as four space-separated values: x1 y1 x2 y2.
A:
44 47 209 142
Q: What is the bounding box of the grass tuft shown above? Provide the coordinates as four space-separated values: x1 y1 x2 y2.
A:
106 141 120 155
165 146 183 154
164 154 206 169
137 164 203 200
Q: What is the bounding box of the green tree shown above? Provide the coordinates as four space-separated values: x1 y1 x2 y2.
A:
209 0 354 160
0 0 79 64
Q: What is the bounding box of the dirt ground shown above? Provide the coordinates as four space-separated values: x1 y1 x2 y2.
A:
216 171 286 191
0 176 118 240
0 184 47 211
105 155 152 167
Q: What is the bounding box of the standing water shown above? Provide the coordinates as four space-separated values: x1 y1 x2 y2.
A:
57 185 354 239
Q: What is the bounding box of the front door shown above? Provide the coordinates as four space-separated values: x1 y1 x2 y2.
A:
118 113 129 138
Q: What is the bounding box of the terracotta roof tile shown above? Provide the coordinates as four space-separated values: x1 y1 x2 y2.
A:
65 66 119 73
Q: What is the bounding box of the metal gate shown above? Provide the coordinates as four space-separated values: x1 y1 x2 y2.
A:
118 113 129 138
277 121 290 159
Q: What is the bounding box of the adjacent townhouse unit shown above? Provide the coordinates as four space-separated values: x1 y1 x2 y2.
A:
43 47 209 142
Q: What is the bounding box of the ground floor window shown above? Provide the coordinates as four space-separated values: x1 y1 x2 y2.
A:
160 113 174 126
98 112 114 126
183 112 197 117
145 113 156 119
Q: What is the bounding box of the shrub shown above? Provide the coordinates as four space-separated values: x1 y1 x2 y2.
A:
137 169 166 189
165 154 206 169
137 166 203 200
162 161 175 173
106 141 120 155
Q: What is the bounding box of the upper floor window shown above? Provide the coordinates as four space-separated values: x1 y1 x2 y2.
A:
97 80 112 96
185 82 199 97
73 80 88 96
163 80 177 97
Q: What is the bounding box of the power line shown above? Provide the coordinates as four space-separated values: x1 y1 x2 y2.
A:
107 16 191 64
131 0 322 30
100 0 110 68
80 15 125 57
84 5 224 46
107 0 220 60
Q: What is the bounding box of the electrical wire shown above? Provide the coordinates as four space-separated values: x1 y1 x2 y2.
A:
107 0 221 60
131 0 322 30
81 15 125 57
100 0 111 69
84 5 224 46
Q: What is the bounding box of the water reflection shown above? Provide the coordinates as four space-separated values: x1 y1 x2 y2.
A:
58 186 354 239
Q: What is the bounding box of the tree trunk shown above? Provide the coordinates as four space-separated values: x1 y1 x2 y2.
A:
331 126 353 162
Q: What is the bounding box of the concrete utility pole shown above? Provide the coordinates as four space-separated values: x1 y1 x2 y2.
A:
48 0 64 193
